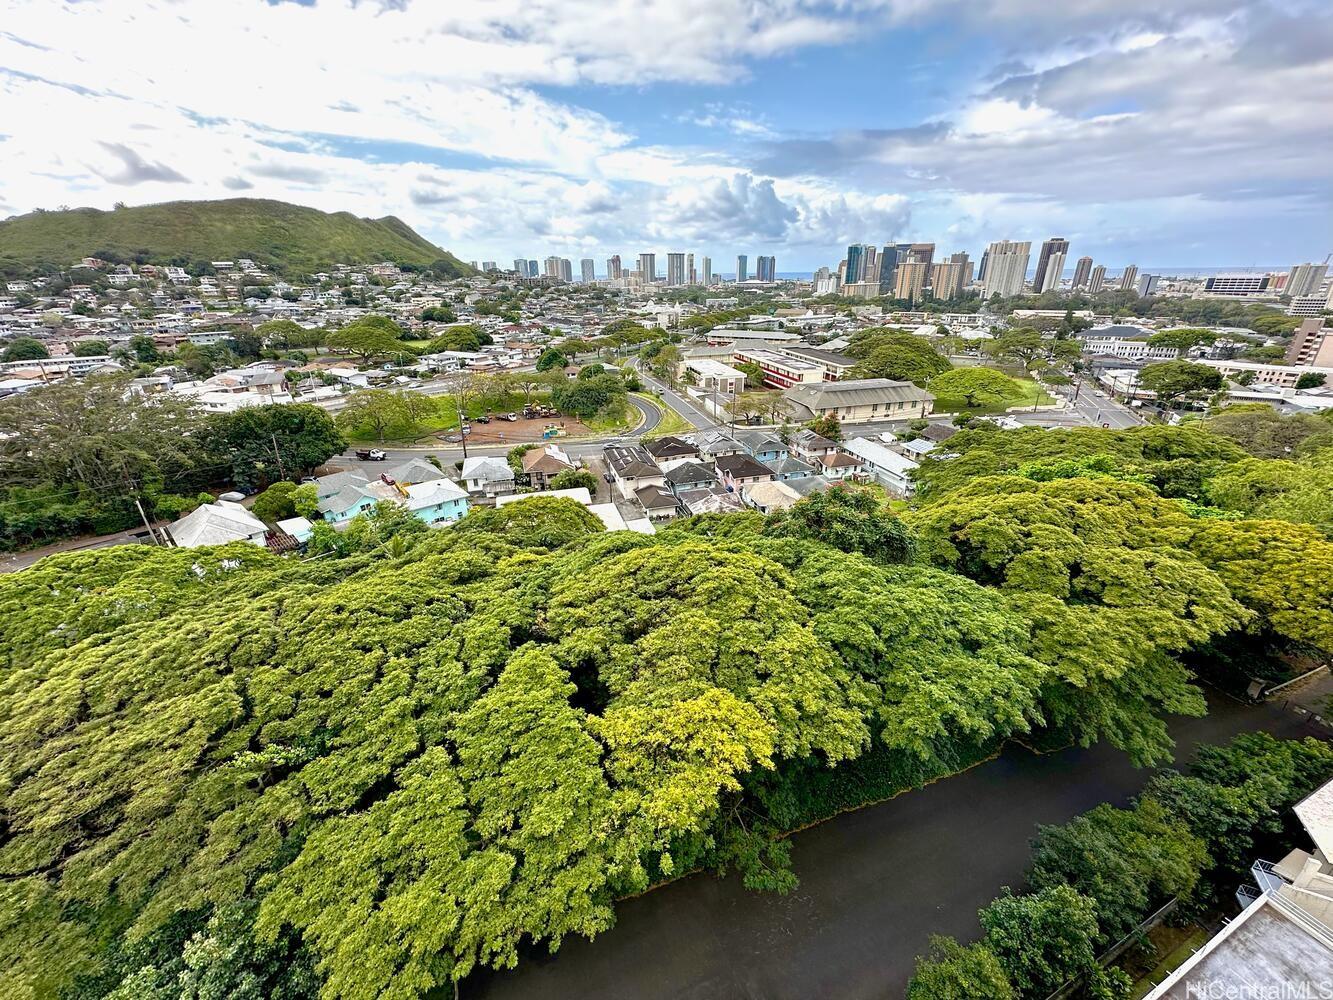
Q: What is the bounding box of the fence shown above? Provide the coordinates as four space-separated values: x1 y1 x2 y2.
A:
1043 897 1181 1000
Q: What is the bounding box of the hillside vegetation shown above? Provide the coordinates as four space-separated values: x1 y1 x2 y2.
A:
0 198 473 278
2 414 1332 1000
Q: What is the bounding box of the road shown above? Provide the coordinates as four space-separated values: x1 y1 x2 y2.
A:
466 694 1324 1000
1064 378 1144 429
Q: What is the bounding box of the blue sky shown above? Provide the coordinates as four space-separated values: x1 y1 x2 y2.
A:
2 0 1330 271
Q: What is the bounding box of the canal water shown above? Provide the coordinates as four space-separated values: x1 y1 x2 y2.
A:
466 695 1324 1000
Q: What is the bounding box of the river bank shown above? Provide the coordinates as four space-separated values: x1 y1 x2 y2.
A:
465 694 1324 1000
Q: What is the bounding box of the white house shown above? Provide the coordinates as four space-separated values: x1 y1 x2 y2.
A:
841 437 920 496
165 499 268 548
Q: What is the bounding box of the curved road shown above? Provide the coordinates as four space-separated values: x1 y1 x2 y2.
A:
467 695 1324 1000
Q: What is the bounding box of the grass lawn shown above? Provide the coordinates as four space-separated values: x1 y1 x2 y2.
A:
583 398 639 435
1128 925 1210 999
931 378 1057 416
635 393 692 439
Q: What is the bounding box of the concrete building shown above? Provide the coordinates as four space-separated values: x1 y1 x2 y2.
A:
701 256 713 286
731 348 824 389
1285 319 1333 366
981 240 1031 299
893 260 930 304
844 244 869 284
666 253 686 286
681 358 747 394
580 258 596 283
1119 264 1139 291
755 255 776 282
735 254 748 282
1136 273 1161 297
1072 256 1094 289
607 255 622 280
1088 264 1107 293
931 257 968 300
784 378 934 423
1144 776 1333 1000
1199 358 1333 388
1033 237 1070 293
1204 273 1271 296
1288 295 1329 317
638 252 656 284
1285 262 1328 298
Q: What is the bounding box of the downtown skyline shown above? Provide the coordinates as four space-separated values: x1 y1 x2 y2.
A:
2 0 1330 271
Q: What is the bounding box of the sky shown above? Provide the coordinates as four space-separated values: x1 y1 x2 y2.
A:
1 0 1331 272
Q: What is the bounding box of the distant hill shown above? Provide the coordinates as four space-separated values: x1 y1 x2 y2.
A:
0 198 474 279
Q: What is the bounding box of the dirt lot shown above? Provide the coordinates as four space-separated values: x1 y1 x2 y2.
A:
439 414 590 445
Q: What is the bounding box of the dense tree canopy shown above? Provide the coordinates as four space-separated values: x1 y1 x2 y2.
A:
928 367 1024 408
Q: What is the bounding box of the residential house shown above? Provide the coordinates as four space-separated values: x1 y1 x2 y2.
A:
644 435 701 472
714 453 776 492
841 437 919 496
665 461 718 496
675 484 748 515
496 488 655 535
165 498 268 548
689 429 745 462
460 456 516 497
900 438 938 459
917 422 959 444
604 444 665 500
635 484 680 520
741 480 803 514
521 444 575 489
784 378 935 423
789 429 838 463
734 429 787 465
817 451 864 480
765 454 816 481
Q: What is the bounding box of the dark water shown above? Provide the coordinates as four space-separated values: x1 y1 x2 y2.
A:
465 695 1324 1000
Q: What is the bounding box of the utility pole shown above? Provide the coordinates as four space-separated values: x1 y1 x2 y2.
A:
270 433 287 481
456 394 469 459
134 498 163 546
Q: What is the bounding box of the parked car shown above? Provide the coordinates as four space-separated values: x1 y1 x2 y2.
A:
500 412 519 422
355 448 387 461
473 414 492 424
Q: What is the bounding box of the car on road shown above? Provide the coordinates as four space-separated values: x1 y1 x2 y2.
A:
355 448 388 461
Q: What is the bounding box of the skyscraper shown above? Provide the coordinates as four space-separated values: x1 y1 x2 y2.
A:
606 255 622 280
1039 250 1067 292
543 256 562 279
893 260 929 304
1088 264 1106 293
907 243 936 268
981 241 1031 298
580 258 596 283
844 244 868 284
527 260 538 278
977 249 990 282
666 253 686 286
931 253 969 299
1136 273 1160 297
1072 256 1093 290
482 261 497 272
638 253 656 284
701 256 712 286
876 244 901 295
1032 238 1070 292
1286 262 1329 298
756 255 776 281
687 253 695 285
512 258 526 274
1119 265 1139 291
736 255 748 282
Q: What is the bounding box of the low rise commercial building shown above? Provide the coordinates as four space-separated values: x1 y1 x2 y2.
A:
784 378 934 423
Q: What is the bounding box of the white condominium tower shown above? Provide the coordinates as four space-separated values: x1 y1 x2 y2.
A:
981 240 1031 298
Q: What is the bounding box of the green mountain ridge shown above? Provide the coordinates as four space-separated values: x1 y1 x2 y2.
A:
0 198 474 279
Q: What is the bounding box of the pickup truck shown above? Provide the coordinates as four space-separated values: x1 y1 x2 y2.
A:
355 448 388 461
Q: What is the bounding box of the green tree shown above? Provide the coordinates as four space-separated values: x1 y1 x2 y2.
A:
846 329 952 385
986 327 1046 367
1 337 49 362
326 317 408 363
72 339 110 357
257 318 322 350
1137 360 1223 408
979 886 1103 999
205 403 345 491
1202 405 1333 458
251 481 300 523
1296 371 1327 390
549 468 599 496
336 389 432 443
1147 328 1215 351
535 347 568 372
929 367 1024 408
766 484 914 564
907 936 1014 1000
807 413 842 441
